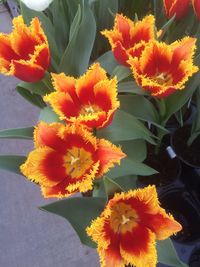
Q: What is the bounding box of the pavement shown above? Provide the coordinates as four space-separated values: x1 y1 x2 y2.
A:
0 5 98 267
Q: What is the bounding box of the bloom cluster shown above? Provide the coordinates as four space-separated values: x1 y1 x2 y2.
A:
103 14 198 98
1 9 196 267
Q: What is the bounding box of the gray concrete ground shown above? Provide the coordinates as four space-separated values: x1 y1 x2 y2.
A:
0 7 98 267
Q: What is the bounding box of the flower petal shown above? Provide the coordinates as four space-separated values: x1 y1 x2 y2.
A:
120 226 157 267
112 41 129 66
20 147 67 187
41 179 72 198
0 33 19 62
11 59 45 82
11 16 40 59
44 91 80 119
193 0 200 21
171 37 197 66
96 139 126 177
76 63 107 105
34 122 66 153
143 212 182 240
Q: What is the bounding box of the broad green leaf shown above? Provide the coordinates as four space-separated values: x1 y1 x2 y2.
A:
114 139 147 162
93 180 106 198
0 155 26 175
107 158 157 178
69 5 81 42
118 81 147 95
40 197 106 247
103 177 123 198
17 80 51 96
91 0 118 58
157 239 188 267
111 65 131 82
114 175 137 191
59 2 96 76
39 106 62 123
0 127 33 140
96 51 118 75
164 72 200 123
51 0 70 54
16 87 46 109
119 94 159 123
97 110 156 144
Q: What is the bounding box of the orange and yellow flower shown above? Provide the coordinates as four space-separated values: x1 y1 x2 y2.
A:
101 14 157 66
44 63 119 129
163 0 190 20
128 38 198 98
87 185 182 267
20 122 125 198
0 16 50 82
192 0 200 21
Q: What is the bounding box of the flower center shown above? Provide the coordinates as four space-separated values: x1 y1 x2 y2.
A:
63 147 93 178
110 203 139 234
81 104 102 115
154 72 172 85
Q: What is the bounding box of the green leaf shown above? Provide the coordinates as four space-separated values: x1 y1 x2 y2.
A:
59 2 96 76
114 175 137 191
107 158 158 178
164 72 200 123
96 51 118 75
40 197 106 247
114 139 146 162
111 65 131 82
39 106 62 123
51 0 70 54
17 81 51 96
103 176 123 198
157 239 188 267
0 127 33 140
93 180 107 198
119 94 159 124
97 110 156 144
91 0 118 58
0 155 26 175
118 81 148 95
69 5 81 42
16 87 46 109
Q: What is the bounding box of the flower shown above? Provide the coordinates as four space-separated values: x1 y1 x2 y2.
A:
128 38 198 98
163 0 190 20
87 185 182 267
101 14 157 66
21 0 53 11
0 16 50 82
20 122 125 198
44 63 119 129
192 0 200 21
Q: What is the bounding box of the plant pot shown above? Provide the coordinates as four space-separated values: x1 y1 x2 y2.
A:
138 145 181 188
166 104 196 133
189 247 200 267
160 187 200 243
171 125 200 198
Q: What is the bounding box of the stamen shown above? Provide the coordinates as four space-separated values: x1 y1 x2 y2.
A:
70 155 79 165
85 106 94 113
121 215 130 225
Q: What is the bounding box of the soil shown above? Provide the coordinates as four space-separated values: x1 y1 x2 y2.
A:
138 146 181 187
160 188 200 243
172 125 200 167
